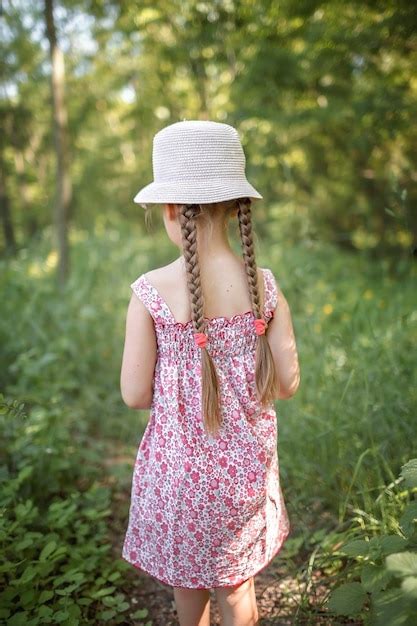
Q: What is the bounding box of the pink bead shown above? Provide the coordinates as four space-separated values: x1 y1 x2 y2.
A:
253 318 267 335
194 332 208 348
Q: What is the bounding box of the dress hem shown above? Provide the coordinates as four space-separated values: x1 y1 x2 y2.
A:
121 523 290 590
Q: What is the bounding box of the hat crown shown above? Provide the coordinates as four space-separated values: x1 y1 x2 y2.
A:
152 121 246 183
133 118 263 205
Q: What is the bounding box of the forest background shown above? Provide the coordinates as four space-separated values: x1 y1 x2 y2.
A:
1 1 416 625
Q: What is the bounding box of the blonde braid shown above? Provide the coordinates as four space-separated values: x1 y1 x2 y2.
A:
178 204 205 331
179 203 223 437
237 198 261 317
237 198 280 405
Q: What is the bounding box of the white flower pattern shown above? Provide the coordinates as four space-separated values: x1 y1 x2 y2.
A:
122 267 291 588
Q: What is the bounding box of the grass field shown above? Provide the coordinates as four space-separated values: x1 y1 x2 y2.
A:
1 224 416 624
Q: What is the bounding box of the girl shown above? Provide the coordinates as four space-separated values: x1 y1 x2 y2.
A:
120 120 300 626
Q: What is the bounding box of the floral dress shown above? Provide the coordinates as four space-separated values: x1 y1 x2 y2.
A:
122 267 291 588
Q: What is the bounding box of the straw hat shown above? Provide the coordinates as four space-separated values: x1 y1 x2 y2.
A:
133 120 263 207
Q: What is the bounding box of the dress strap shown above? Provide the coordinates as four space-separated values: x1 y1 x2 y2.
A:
130 274 176 324
261 268 279 321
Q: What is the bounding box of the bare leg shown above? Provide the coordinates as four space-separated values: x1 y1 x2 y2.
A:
173 586 211 626
215 576 259 626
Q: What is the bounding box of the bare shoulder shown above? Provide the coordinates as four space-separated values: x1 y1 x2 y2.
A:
144 258 182 289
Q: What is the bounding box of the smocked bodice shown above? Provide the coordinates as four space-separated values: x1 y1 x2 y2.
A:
130 268 278 362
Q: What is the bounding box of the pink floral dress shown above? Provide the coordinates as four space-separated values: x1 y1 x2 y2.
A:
122 267 291 588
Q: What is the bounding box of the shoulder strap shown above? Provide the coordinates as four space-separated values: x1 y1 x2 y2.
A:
132 270 278 324
130 274 176 324
261 268 279 320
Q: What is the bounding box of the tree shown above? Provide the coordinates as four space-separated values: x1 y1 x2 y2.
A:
44 0 72 285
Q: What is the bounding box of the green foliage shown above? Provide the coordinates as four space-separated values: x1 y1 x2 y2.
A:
1 1 417 255
326 459 417 625
400 461 417 490
0 395 147 625
0 225 415 622
327 582 367 615
275 237 417 522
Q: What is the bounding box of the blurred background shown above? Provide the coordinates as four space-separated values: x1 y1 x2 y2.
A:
1 1 416 624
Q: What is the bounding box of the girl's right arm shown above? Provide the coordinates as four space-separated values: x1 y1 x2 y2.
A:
266 278 300 400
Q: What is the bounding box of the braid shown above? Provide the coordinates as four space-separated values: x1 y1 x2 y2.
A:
178 204 205 332
237 198 280 405
237 198 261 317
179 203 222 437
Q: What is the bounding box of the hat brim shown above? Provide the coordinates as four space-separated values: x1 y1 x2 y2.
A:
133 178 263 208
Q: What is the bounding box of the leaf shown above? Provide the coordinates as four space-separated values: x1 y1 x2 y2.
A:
52 609 70 622
132 608 149 619
7 612 28 626
19 566 37 584
400 459 417 489
53 570 84 588
402 576 417 599
37 605 54 618
15 537 34 552
39 540 57 562
20 588 35 606
17 466 33 482
380 535 408 556
89 586 116 599
361 563 392 593
98 609 117 620
55 583 82 595
386 552 417 577
370 587 412 626
340 539 370 557
400 502 417 538
327 582 367 616
38 590 54 604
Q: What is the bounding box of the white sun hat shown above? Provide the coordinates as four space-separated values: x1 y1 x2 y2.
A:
133 119 263 207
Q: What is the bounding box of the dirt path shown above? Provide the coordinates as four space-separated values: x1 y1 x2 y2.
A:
114 540 298 625
111 548 346 625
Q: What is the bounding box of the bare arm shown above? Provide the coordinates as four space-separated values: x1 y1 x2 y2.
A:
266 282 300 400
120 293 157 409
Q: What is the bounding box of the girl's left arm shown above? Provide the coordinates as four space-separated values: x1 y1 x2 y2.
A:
120 293 157 409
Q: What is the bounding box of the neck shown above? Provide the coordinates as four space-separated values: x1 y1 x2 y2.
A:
182 220 235 261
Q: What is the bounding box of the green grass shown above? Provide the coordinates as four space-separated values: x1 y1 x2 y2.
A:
1 223 416 624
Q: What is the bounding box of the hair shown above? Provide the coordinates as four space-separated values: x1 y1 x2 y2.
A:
177 196 279 438
144 205 153 230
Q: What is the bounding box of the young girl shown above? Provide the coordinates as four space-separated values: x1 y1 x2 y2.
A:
120 120 300 626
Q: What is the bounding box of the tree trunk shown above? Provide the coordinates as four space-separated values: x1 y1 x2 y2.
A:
44 0 72 286
0 154 17 255
14 150 39 239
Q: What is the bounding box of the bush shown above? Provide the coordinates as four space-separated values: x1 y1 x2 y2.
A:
326 459 417 625
0 395 142 625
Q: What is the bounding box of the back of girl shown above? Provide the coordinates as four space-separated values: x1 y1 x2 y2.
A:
120 120 300 626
